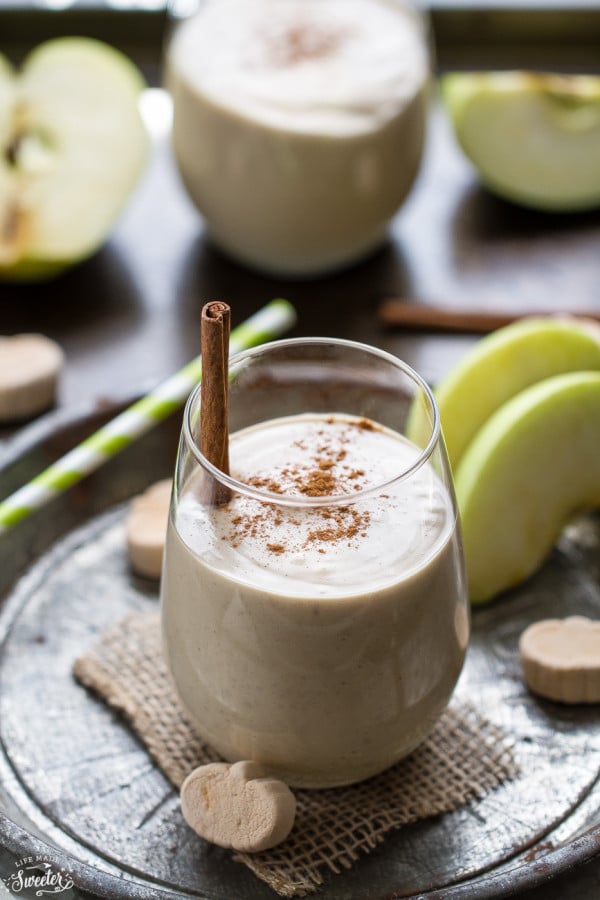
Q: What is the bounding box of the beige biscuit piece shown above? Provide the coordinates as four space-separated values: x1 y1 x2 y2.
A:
180 760 296 853
519 616 600 704
126 479 172 578
0 333 64 422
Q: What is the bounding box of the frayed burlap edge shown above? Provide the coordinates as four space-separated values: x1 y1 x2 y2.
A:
73 611 518 898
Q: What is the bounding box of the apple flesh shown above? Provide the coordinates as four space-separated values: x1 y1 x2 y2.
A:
442 71 600 211
455 371 600 604
431 317 600 471
0 38 148 280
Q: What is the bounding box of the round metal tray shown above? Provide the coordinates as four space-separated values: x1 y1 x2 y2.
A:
0 407 599 900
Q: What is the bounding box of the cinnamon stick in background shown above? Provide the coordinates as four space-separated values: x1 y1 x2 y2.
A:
200 301 231 504
378 300 600 335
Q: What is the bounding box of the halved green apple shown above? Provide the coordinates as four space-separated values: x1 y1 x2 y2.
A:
455 371 600 604
442 71 600 211
432 317 600 471
0 38 149 280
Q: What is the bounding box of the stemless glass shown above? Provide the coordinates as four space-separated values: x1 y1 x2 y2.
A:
164 0 431 277
161 339 469 788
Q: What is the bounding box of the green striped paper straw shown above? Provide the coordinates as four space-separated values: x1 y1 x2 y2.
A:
0 299 296 533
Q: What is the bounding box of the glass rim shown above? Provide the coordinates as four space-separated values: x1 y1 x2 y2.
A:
182 336 440 507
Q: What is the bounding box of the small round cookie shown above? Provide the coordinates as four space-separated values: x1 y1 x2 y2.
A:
519 616 600 704
0 333 64 422
180 760 296 853
126 479 172 578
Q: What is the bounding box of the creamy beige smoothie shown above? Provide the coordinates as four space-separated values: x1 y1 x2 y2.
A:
161 413 468 788
166 0 429 276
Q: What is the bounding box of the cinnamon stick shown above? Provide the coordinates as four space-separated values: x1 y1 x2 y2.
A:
378 299 600 335
200 301 231 504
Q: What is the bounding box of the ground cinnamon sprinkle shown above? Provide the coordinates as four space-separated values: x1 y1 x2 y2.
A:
305 506 365 546
266 543 285 555
298 470 337 497
222 417 382 553
246 475 284 494
268 22 352 68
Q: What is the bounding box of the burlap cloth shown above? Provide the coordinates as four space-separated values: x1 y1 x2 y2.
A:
73 612 517 897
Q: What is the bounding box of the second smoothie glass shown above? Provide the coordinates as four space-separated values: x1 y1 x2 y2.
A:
161 338 469 788
165 0 431 277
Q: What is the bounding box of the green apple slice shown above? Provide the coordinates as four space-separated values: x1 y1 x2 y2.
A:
0 38 148 280
442 71 600 211
430 317 600 471
455 370 600 604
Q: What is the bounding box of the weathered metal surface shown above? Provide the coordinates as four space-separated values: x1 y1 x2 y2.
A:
0 409 599 900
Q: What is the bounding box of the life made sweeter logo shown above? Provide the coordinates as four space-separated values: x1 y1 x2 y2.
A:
2 856 74 897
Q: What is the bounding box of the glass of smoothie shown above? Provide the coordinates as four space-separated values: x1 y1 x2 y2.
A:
165 0 431 276
161 338 469 788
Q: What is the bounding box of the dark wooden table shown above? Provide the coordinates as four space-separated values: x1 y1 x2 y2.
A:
1 90 600 898
1 100 599 413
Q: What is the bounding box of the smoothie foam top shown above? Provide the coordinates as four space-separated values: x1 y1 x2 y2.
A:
169 0 428 135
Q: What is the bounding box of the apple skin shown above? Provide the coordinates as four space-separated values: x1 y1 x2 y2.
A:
0 258 66 283
0 38 148 281
442 71 600 212
431 317 600 471
455 371 600 604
